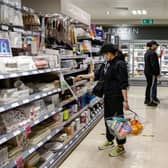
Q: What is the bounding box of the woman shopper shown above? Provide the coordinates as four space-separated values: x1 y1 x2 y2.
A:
77 44 129 157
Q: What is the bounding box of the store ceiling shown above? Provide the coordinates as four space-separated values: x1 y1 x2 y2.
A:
71 0 168 21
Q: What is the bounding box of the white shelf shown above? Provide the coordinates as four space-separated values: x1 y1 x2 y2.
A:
60 55 87 60
0 88 61 113
0 68 60 80
3 98 102 168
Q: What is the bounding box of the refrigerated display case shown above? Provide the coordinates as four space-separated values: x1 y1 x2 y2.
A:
121 40 168 80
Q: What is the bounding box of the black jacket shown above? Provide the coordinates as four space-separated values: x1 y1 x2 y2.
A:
95 57 129 98
144 49 160 76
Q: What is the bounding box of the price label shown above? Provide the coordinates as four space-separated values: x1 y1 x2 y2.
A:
11 102 19 108
51 111 55 115
37 141 43 147
64 145 68 149
0 107 5 112
0 75 5 79
13 130 21 136
34 119 40 125
16 156 24 168
23 99 29 104
22 72 29 76
47 135 52 140
44 115 49 119
50 159 54 165
32 70 38 74
10 73 18 78
69 141 73 145
35 95 40 100
42 93 47 97
1 25 9 31
29 147 35 154
0 137 7 145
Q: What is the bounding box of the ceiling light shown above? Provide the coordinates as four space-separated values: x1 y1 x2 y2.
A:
132 10 137 15
137 10 142 15
142 10 147 15
106 11 110 15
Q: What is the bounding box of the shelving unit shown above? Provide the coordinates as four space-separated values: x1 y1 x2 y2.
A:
0 1 104 167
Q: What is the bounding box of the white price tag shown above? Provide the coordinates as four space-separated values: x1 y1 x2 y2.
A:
75 134 79 139
64 145 68 149
39 70 44 73
37 141 43 147
1 25 9 31
32 70 38 74
42 93 47 97
0 137 7 144
82 129 85 132
34 120 40 125
0 107 5 112
11 102 19 108
58 152 62 156
10 73 18 78
35 95 40 100
47 135 52 140
48 91 52 95
50 159 54 165
69 141 73 145
23 99 29 104
22 72 29 76
0 75 5 79
13 130 21 136
46 69 51 72
44 115 49 119
29 147 35 154
51 111 55 115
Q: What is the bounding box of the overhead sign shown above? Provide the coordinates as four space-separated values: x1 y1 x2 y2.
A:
142 19 154 25
0 38 12 57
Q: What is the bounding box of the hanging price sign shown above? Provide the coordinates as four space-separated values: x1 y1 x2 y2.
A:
0 38 12 57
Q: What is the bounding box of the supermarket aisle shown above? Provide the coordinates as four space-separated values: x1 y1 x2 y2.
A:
59 87 168 168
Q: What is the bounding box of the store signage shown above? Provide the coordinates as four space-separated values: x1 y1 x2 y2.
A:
0 38 12 57
142 19 154 25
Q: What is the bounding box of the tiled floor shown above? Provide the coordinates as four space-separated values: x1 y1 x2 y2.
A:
59 87 168 168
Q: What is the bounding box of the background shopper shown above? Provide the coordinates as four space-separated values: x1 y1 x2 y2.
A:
144 41 160 106
76 44 129 157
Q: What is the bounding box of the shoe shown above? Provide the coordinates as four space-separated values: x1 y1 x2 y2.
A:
147 102 158 107
109 145 125 157
144 100 150 105
153 98 160 104
98 141 114 150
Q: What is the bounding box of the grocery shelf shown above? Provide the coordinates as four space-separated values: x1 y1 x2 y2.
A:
60 55 87 60
0 106 63 146
0 90 89 146
62 68 87 75
46 110 103 168
62 80 88 92
0 88 62 113
3 100 99 168
4 126 63 168
0 68 60 80
60 91 87 107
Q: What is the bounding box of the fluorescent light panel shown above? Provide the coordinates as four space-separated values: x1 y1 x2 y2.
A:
132 10 147 15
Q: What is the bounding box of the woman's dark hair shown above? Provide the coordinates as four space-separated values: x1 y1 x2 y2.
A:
100 43 118 55
117 50 125 61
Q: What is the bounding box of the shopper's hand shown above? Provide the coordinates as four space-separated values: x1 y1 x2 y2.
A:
75 75 84 81
123 101 129 111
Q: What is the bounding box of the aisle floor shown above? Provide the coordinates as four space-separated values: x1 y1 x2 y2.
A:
59 87 168 168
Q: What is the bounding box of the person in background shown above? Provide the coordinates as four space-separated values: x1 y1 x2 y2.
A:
144 41 160 106
76 44 129 157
